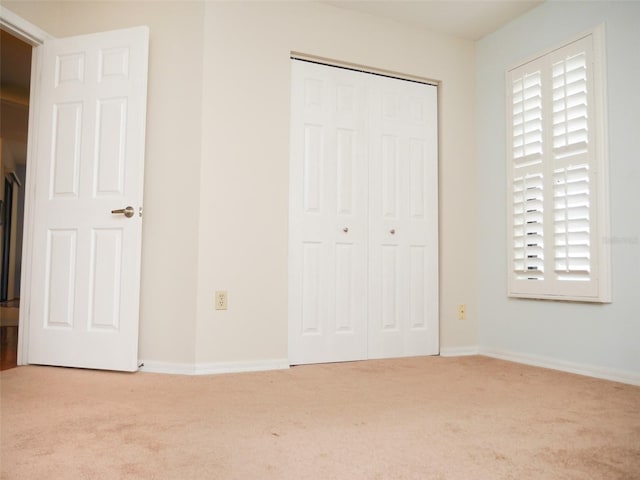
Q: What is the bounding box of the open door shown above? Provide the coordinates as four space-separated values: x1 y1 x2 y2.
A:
26 27 149 371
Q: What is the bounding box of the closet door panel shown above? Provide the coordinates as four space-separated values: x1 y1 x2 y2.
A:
289 61 368 364
290 59 439 365
369 76 439 359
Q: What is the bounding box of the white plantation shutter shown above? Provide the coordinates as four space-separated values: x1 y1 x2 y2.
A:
506 29 610 302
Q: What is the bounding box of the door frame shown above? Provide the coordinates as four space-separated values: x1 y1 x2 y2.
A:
0 7 52 365
288 57 440 364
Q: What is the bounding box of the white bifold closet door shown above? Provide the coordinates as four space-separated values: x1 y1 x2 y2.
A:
289 59 438 365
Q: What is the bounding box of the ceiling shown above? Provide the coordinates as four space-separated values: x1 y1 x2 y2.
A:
0 1 543 95
323 0 544 41
0 1 542 167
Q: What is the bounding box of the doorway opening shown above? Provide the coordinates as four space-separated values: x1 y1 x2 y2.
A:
0 28 32 370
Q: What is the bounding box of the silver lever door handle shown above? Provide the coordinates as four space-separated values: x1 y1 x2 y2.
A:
111 206 135 218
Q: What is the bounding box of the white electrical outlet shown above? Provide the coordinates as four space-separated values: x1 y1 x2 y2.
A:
215 291 228 310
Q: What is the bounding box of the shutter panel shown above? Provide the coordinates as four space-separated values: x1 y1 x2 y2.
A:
552 52 589 159
553 165 590 279
551 50 591 282
513 71 543 168
511 70 544 280
513 173 544 279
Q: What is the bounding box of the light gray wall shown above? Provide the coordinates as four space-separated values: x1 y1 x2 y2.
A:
476 1 640 378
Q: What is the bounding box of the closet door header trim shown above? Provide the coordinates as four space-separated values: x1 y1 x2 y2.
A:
290 54 438 87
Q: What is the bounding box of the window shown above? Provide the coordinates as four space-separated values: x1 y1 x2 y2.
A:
506 26 610 302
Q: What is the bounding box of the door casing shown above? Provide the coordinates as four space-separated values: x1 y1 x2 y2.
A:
288 58 440 364
0 8 52 365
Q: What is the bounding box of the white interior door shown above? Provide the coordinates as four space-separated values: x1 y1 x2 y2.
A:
27 27 149 371
289 60 369 364
368 76 439 359
289 59 438 365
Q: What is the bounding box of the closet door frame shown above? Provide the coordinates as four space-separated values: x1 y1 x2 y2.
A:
288 57 439 365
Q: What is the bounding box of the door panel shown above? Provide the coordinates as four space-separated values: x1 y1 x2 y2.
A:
95 98 127 195
381 135 398 217
89 228 123 331
45 229 77 328
381 245 399 331
28 27 148 371
51 102 82 197
409 246 426 329
410 140 426 218
301 241 322 335
335 243 355 333
303 124 322 213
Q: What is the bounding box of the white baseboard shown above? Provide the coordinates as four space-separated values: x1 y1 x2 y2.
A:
479 347 640 386
139 358 290 376
439 346 480 357
139 350 640 386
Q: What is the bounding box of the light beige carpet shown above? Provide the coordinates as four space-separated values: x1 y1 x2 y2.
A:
1 356 639 479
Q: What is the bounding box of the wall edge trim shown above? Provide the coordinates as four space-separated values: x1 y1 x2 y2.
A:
439 346 480 357
479 347 640 386
138 359 290 375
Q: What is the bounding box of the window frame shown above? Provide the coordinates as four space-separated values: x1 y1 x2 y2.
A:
505 25 611 303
